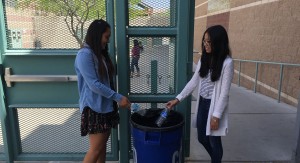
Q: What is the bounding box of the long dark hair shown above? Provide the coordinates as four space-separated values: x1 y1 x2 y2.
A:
199 25 231 82
133 39 139 46
85 19 114 81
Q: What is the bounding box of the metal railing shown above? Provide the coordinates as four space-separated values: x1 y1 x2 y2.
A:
233 59 300 103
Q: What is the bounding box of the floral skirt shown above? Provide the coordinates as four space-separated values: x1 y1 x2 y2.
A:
81 106 119 136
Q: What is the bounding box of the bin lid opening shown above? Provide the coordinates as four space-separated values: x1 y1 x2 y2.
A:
130 108 184 131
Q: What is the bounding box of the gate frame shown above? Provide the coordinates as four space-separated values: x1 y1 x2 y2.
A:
0 0 196 162
0 1 14 163
0 0 119 162
115 0 195 163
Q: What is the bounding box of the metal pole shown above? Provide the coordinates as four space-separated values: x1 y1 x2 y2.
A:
278 65 283 103
254 62 258 93
0 2 14 163
115 0 130 162
150 60 158 109
238 61 241 87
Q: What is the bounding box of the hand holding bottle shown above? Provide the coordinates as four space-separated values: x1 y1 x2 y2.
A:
166 98 179 109
119 96 131 109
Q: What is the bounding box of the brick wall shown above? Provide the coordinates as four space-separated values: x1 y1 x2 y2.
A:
6 8 35 48
194 0 300 106
194 0 208 62
5 7 82 49
207 12 229 31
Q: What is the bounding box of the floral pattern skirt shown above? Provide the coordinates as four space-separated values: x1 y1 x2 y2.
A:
81 106 119 136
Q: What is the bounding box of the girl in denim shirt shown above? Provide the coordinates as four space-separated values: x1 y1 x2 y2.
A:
75 19 130 163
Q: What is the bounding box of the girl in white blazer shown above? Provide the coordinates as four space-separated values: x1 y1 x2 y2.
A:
167 25 234 163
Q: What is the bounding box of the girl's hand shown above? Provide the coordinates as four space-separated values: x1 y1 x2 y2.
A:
166 98 180 109
118 96 131 109
210 116 219 130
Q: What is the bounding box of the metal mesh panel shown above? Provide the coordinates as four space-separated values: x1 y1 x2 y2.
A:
129 37 176 94
17 108 112 154
0 122 3 153
4 0 106 49
129 0 176 27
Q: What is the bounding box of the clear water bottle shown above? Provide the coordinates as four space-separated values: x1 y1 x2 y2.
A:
156 108 170 127
131 103 147 116
131 103 141 112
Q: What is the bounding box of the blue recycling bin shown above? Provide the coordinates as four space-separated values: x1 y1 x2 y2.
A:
130 108 184 163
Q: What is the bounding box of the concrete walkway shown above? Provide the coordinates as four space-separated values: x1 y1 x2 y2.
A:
2 84 298 163
185 84 297 163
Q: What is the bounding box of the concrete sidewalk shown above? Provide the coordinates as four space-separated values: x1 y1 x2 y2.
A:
185 84 297 162
4 84 298 163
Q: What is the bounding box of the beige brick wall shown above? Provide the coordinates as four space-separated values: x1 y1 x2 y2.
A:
194 0 208 62
207 12 229 31
6 8 35 48
194 0 300 106
230 0 261 8
6 7 82 49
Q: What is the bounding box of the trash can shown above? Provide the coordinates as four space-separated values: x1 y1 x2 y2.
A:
130 108 184 163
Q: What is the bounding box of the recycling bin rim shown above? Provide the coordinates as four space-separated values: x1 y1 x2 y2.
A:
130 109 185 132
131 120 184 132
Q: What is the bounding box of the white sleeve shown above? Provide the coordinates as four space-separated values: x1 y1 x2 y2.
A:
176 60 201 101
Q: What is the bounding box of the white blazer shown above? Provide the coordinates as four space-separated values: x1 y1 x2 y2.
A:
176 56 234 136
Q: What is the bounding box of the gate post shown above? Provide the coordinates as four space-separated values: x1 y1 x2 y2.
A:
115 0 131 163
150 60 158 108
0 2 14 163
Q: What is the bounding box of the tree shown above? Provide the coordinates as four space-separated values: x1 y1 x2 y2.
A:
17 0 144 46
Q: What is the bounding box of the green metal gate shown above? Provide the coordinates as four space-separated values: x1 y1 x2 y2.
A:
116 0 195 162
0 0 195 163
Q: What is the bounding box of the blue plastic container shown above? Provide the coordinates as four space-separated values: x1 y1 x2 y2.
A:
130 108 184 163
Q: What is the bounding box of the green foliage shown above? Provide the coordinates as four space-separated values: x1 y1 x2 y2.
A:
15 0 144 46
17 0 106 19
128 0 149 19
16 0 107 46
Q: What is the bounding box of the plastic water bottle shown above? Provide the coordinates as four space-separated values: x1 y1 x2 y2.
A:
156 108 170 127
131 103 147 116
131 103 141 113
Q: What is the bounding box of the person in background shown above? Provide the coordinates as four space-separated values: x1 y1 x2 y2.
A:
138 41 144 53
166 25 234 163
75 19 131 163
130 39 141 77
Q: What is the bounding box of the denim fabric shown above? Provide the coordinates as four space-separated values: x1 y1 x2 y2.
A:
197 96 223 163
75 44 123 114
130 57 140 73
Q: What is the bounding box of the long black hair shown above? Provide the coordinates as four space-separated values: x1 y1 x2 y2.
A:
85 19 114 81
199 25 231 82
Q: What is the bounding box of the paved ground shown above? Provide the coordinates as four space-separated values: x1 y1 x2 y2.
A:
0 84 298 163
184 84 297 163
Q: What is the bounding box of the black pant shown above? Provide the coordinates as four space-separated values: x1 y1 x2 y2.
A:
197 96 223 163
130 57 140 73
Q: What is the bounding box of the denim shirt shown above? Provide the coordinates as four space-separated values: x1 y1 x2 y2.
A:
75 44 123 113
